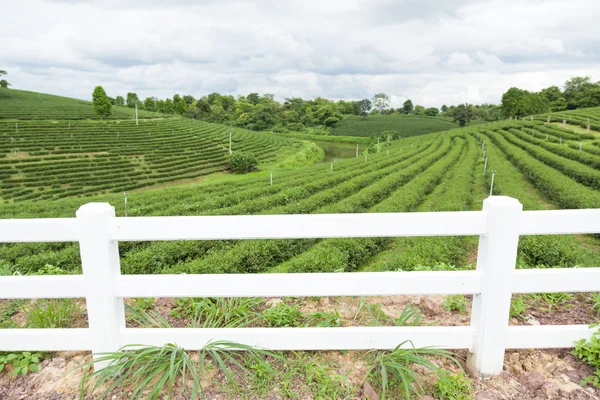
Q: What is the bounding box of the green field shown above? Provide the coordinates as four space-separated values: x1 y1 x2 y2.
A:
534 106 600 131
0 89 163 120
2 89 600 398
330 114 459 137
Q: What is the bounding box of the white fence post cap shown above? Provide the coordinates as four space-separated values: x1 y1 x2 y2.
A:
76 203 115 217
483 196 522 209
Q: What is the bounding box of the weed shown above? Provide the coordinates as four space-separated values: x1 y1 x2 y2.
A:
306 308 343 327
0 301 19 328
510 296 527 320
24 299 84 328
0 352 43 376
0 264 21 276
32 264 68 275
130 297 155 312
591 293 600 317
190 297 264 328
77 341 274 399
434 370 473 399
126 304 171 328
366 341 462 399
530 292 574 312
395 304 423 326
262 302 303 327
573 323 600 388
442 295 468 313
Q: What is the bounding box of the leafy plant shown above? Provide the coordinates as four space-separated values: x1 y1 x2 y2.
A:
77 341 274 399
442 295 468 313
434 370 473 400
366 341 462 399
229 151 258 174
191 297 264 328
0 264 21 276
572 323 600 388
0 352 43 376
306 308 343 327
130 297 155 312
530 292 575 312
510 296 527 320
262 303 303 327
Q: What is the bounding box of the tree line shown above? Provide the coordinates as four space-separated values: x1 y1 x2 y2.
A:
501 76 600 118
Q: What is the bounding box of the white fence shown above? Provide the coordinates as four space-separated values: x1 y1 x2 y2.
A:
1 196 599 376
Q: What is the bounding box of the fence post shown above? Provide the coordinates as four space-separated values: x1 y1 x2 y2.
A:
467 196 522 376
77 203 124 370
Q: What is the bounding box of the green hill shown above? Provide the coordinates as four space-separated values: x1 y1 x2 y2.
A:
533 106 600 133
0 118 307 201
0 89 162 120
330 114 458 137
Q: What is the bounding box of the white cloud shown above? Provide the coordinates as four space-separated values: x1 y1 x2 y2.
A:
1 0 599 107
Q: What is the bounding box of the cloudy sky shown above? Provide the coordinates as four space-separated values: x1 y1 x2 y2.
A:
2 0 600 107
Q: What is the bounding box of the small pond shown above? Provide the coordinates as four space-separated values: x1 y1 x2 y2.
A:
312 140 367 163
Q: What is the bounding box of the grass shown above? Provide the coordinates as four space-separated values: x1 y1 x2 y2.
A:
331 114 458 137
366 341 463 399
21 299 84 328
77 341 276 399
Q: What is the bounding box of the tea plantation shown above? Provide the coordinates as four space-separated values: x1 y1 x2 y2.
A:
330 114 458 137
0 89 162 120
0 108 599 277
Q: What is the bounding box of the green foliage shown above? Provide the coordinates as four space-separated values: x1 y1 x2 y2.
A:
330 114 457 137
425 107 439 116
510 296 527 320
262 303 303 327
77 341 275 399
395 304 424 326
573 324 600 388
592 293 600 317
366 341 462 399
403 99 414 114
0 352 43 377
126 92 139 108
450 103 476 127
372 93 390 112
306 308 342 327
24 299 83 328
229 151 258 174
92 86 112 118
442 295 468 313
434 370 473 400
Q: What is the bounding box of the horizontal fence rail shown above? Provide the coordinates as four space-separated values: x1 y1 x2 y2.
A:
0 196 599 376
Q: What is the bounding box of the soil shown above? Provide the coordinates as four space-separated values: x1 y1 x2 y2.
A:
1 294 599 399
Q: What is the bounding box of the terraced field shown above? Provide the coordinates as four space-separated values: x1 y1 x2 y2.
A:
0 89 162 120
534 106 600 132
0 118 305 201
1 118 600 278
330 114 458 137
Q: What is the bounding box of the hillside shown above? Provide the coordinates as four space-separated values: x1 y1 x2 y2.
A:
533 106 600 133
0 89 162 120
1 118 599 275
330 114 458 137
0 118 308 201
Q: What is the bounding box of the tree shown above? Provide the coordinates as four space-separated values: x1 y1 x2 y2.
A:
183 95 195 106
246 93 260 105
424 107 439 116
540 86 567 112
372 93 390 112
0 70 10 88
414 105 425 115
92 86 112 119
450 103 475 127
173 94 188 115
354 99 372 117
563 76 600 109
441 105 448 113
402 99 413 114
114 96 125 106
229 151 258 174
126 92 139 108
143 97 156 112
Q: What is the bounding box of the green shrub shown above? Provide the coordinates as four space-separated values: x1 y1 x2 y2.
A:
434 370 473 400
229 151 258 174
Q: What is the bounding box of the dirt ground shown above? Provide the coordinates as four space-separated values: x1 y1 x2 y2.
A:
1 294 599 399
